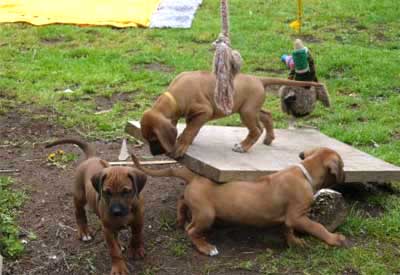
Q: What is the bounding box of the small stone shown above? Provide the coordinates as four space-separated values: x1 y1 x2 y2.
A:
161 195 169 203
62 88 74 94
309 189 348 232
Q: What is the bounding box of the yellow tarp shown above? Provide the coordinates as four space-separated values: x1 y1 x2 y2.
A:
0 0 161 28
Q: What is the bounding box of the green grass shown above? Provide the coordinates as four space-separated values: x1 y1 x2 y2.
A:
0 177 25 257
0 0 399 272
0 0 399 157
168 234 188 257
254 196 400 274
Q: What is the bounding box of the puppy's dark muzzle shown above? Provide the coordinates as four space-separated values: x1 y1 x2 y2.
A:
149 140 166 155
110 203 129 217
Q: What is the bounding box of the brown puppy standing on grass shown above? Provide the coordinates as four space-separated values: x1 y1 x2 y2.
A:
140 71 326 158
131 147 347 256
46 139 147 275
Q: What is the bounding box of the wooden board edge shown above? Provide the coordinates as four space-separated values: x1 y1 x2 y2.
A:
181 154 222 182
125 121 146 143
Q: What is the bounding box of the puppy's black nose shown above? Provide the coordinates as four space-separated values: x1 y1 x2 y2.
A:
299 152 305 160
110 204 124 217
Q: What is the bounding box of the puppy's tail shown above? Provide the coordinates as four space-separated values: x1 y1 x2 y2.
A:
45 138 96 159
258 77 323 91
130 153 195 184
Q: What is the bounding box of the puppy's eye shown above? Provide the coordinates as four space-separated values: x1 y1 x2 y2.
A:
122 188 131 196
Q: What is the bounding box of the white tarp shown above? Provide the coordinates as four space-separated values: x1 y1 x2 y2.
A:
150 0 203 29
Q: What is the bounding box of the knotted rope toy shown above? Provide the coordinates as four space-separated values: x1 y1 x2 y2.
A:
212 0 242 115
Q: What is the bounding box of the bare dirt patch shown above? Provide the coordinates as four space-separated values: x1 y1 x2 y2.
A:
95 91 137 110
342 267 360 275
349 103 360 109
253 67 285 75
391 130 400 140
0 105 282 275
291 34 323 43
132 63 175 73
41 37 66 45
334 182 390 218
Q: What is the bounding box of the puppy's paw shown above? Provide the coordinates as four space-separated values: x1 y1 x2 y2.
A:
129 245 145 259
170 144 189 159
232 143 246 153
110 261 128 275
264 134 275 145
198 244 219 257
209 247 219 256
287 236 307 248
329 233 348 247
81 234 93 242
78 229 93 242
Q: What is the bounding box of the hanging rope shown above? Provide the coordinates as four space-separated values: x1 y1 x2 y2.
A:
212 0 242 115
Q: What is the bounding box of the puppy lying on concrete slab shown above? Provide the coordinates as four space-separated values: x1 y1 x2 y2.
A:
131 147 347 256
46 139 146 275
140 71 325 158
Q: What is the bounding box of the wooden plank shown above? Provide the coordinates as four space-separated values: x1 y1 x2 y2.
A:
126 121 400 183
0 169 19 173
109 160 177 166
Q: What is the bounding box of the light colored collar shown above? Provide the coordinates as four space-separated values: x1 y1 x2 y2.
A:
163 91 179 115
294 163 314 189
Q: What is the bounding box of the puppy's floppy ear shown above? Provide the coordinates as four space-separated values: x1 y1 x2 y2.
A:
91 171 106 194
316 84 330 107
154 119 177 153
128 168 147 195
299 147 321 160
326 158 345 184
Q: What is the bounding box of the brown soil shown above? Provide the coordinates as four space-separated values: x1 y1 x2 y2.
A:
0 105 391 275
41 37 67 45
290 34 322 44
132 63 175 73
1 106 284 275
392 130 400 140
95 91 138 110
253 67 285 75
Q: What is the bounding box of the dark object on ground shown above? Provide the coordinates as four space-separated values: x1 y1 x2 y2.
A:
309 189 348 232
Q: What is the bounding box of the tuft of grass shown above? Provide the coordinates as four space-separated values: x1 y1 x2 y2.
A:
235 260 255 271
168 237 188 257
158 211 175 232
0 177 25 257
46 149 78 169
